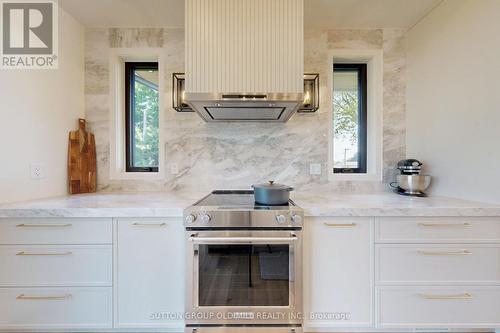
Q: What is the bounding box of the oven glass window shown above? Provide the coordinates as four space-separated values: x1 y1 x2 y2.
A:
198 244 290 306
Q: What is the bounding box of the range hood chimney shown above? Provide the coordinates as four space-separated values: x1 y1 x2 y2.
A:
185 0 304 122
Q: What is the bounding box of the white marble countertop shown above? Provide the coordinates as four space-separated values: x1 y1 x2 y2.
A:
292 193 500 217
0 191 499 218
0 192 203 218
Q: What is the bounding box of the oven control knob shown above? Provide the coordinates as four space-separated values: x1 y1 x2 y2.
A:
200 214 211 224
275 214 287 224
291 214 302 224
185 214 196 224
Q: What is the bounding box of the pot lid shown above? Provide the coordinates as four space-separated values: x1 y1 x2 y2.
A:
252 180 293 191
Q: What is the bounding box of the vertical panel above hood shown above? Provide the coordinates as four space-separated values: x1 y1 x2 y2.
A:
185 0 304 122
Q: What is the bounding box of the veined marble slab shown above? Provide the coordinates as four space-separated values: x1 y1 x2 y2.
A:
294 193 500 217
0 192 498 218
84 27 408 194
0 192 202 218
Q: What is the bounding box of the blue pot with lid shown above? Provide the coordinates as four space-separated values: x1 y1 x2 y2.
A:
252 181 294 206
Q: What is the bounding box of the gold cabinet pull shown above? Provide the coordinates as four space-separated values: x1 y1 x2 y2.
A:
132 222 167 227
16 251 73 256
16 223 72 228
418 222 471 228
16 294 72 300
324 223 357 227
420 292 472 300
418 250 472 256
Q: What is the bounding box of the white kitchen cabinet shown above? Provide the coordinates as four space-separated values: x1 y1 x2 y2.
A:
304 217 373 329
375 216 500 331
376 217 500 243
0 244 112 287
0 287 112 330
377 286 500 328
0 218 112 245
115 218 185 329
0 218 113 331
376 244 500 285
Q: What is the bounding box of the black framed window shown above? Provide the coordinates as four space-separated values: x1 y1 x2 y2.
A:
125 62 159 172
333 63 367 174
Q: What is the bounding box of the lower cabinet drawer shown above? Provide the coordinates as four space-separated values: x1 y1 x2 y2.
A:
376 217 500 243
0 287 112 329
0 245 112 286
0 218 112 245
376 244 500 284
184 327 303 333
377 286 500 328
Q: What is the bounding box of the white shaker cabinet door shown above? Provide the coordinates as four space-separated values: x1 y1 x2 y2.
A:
0 287 112 330
304 217 374 329
377 286 500 328
115 218 185 329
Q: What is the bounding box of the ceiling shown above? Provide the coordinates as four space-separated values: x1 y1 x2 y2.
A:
59 0 442 29
59 0 185 28
304 0 442 29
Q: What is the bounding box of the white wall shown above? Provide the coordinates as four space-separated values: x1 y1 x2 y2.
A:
406 0 500 204
0 8 84 204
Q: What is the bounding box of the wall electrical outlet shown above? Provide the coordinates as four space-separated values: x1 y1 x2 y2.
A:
309 163 322 175
30 163 45 179
170 163 179 175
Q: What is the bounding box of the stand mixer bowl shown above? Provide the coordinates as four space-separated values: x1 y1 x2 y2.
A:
397 175 431 194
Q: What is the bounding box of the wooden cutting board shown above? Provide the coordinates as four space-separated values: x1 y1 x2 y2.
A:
68 119 97 194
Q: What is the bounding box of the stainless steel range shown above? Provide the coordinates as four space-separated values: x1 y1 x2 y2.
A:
184 190 304 333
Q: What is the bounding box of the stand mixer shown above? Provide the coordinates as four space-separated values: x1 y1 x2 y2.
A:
391 159 431 197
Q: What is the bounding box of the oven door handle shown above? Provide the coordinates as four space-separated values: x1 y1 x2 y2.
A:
189 234 298 244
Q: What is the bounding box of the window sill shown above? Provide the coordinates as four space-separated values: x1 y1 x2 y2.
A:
329 172 382 182
109 171 164 181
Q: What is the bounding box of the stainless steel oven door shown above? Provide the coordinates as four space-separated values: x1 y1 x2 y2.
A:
185 230 302 325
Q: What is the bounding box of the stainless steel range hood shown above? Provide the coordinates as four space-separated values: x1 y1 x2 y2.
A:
185 93 303 122
185 0 304 122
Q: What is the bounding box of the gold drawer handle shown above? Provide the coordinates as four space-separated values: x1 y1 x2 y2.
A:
420 292 472 300
132 222 167 227
418 222 471 228
418 250 472 256
324 223 357 227
17 294 72 300
16 251 73 256
16 223 72 228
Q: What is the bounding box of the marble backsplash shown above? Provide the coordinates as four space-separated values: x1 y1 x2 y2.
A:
85 28 406 193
